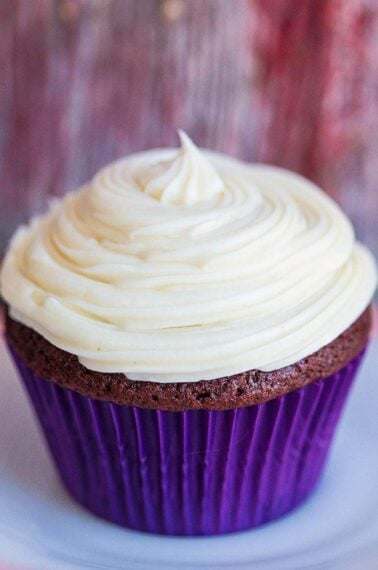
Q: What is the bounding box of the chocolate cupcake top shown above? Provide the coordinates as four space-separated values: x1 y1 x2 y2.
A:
1 132 376 383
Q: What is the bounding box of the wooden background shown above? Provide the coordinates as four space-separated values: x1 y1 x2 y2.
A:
1 0 377 260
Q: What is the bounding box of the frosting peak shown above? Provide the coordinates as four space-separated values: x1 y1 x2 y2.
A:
137 130 225 206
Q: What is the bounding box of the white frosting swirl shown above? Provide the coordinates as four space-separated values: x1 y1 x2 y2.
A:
1 133 376 382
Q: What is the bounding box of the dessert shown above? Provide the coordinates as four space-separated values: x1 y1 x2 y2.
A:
2 131 376 535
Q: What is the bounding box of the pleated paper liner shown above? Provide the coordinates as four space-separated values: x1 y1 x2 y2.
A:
8 346 365 536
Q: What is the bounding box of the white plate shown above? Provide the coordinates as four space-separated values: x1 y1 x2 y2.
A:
1 337 378 570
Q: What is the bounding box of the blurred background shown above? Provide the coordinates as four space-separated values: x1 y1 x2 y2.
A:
1 0 377 262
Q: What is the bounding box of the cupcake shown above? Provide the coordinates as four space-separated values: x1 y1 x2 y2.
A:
1 131 376 536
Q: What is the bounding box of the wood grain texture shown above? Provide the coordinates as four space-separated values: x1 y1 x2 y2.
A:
1 0 377 259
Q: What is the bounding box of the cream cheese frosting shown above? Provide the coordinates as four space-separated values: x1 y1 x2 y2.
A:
1 131 376 382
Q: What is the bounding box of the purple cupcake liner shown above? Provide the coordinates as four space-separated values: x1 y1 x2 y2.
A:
9 346 365 536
